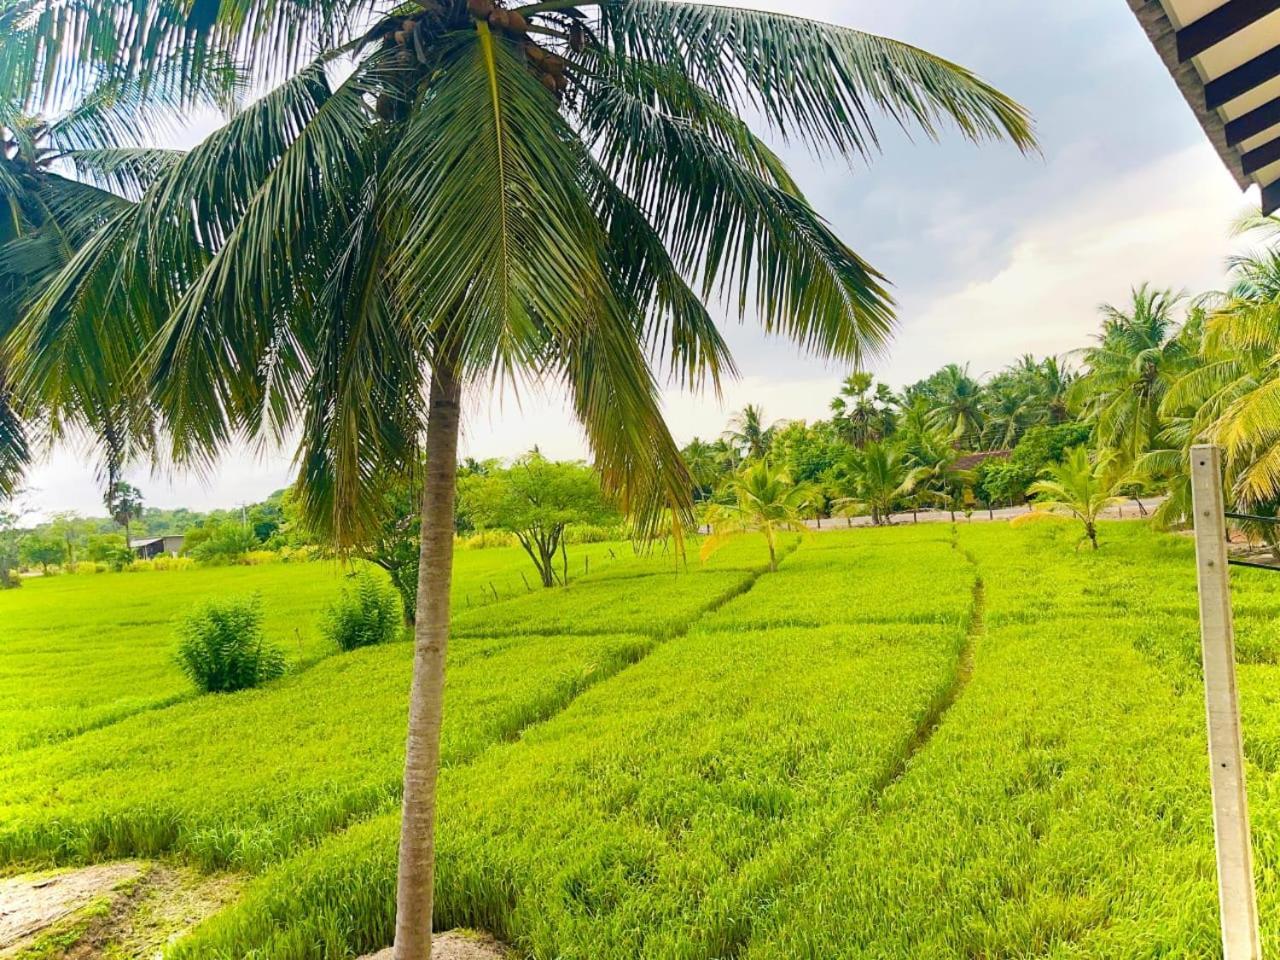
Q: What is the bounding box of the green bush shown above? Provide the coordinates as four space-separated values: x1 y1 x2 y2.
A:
322 572 403 652
187 521 258 565
176 596 286 693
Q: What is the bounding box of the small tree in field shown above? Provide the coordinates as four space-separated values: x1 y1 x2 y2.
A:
1027 447 1126 550
703 461 809 572
459 454 618 587
19 533 65 573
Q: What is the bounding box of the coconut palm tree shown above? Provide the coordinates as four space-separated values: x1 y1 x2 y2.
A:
836 439 922 525
904 428 973 521
680 436 722 500
10 4 1033 957
926 363 985 443
1027 446 1125 550
1070 284 1192 463
723 404 775 461
702 459 810 571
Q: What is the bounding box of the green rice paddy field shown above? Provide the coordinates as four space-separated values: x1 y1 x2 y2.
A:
4 521 1280 958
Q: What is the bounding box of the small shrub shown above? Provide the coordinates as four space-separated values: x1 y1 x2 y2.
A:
322 572 403 652
458 529 517 550
176 596 287 693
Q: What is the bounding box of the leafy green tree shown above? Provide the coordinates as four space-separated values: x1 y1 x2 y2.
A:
903 429 973 521
771 420 842 487
0 506 21 587
19 531 65 572
680 437 725 501
186 519 257 564
703 460 810 571
460 454 618 588
1027 447 1126 550
46 512 90 566
836 440 923 525
12 4 1033 955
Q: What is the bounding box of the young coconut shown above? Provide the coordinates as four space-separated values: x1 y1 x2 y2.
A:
526 42 548 64
540 73 558 94
488 8 510 29
505 9 528 33
467 0 494 17
570 21 586 53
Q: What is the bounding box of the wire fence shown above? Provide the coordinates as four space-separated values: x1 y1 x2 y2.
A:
1224 511 1280 573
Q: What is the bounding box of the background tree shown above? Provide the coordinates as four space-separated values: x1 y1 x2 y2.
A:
920 363 985 443
680 437 724 502
836 440 922 525
1070 285 1192 464
702 461 810 572
103 481 143 548
723 405 776 462
459 454 618 588
19 531 64 572
12 4 1033 958
46 511 88 567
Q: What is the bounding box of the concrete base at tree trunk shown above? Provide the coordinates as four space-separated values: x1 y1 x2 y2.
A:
361 930 508 959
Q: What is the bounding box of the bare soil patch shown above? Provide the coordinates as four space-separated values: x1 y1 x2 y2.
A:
361 931 509 960
0 864 140 954
0 861 241 958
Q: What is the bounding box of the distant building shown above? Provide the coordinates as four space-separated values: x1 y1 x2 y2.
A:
954 450 1012 473
133 535 185 559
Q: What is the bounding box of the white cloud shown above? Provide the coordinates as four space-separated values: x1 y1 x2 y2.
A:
880 143 1251 383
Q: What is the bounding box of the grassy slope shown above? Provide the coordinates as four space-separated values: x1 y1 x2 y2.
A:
167 530 979 959
0 538 770 873
8 522 1280 958
744 522 1222 958
0 543 627 754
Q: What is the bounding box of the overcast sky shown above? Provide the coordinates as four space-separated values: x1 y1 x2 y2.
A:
21 0 1256 520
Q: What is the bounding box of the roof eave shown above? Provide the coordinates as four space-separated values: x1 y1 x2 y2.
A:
1127 0 1253 191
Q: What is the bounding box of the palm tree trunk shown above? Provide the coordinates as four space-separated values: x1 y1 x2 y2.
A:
394 364 462 960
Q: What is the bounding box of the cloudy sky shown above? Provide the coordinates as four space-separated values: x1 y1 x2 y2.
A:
22 0 1256 519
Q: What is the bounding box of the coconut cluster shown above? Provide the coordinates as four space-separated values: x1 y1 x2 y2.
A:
467 0 578 96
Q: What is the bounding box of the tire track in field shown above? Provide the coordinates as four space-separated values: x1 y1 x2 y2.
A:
715 536 985 960
869 569 984 807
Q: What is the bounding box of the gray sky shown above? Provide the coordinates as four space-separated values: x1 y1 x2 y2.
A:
22 0 1255 519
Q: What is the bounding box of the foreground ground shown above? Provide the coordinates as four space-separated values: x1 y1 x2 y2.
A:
1 521 1278 958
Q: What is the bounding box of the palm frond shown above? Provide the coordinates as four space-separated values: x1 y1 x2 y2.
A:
594 0 1036 157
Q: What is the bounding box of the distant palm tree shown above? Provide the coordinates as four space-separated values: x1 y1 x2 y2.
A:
703 460 809 571
905 430 973 521
1071 284 1192 463
927 363 985 443
1026 446 1125 549
836 440 923 525
724 404 775 461
680 437 722 500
